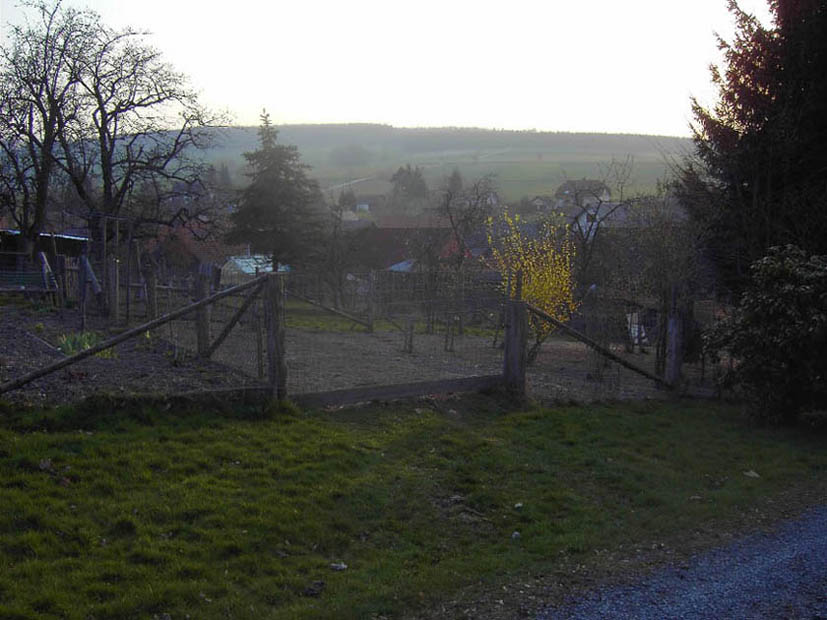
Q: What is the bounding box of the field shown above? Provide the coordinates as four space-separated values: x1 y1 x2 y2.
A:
0 396 824 619
206 125 691 202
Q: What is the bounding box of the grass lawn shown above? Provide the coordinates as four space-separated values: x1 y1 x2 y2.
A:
0 395 824 619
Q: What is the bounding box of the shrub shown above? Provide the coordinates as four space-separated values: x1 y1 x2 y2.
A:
706 245 827 423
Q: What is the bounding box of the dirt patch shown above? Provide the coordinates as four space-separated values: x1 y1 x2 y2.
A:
1 297 697 407
0 302 256 407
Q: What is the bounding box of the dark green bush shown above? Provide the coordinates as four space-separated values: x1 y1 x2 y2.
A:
706 245 827 423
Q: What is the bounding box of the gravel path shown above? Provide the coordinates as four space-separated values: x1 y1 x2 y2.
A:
538 505 827 619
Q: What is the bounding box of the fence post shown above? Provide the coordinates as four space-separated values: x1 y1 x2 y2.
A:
404 317 414 353
100 216 108 314
664 286 684 387
141 256 158 320
56 254 67 306
195 266 211 358
125 224 133 324
263 274 287 399
109 256 120 324
367 270 376 333
503 299 527 396
78 255 87 331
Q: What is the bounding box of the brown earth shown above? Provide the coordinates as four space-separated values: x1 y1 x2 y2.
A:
0 301 256 407
1 295 695 407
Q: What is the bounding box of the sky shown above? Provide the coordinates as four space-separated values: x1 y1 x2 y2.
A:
0 0 773 137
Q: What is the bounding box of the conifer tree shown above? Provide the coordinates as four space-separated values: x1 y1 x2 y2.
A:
226 111 324 270
679 0 827 289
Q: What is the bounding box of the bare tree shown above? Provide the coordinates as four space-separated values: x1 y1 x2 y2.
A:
0 1 91 256
562 155 635 287
1 2 225 260
321 192 349 308
436 170 496 274
54 12 223 253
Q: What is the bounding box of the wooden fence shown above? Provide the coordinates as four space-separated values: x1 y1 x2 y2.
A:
0 274 532 405
1 262 682 406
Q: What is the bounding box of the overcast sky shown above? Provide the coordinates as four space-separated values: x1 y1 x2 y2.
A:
0 0 773 137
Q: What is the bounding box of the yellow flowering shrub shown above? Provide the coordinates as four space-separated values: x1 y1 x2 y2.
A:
487 210 578 358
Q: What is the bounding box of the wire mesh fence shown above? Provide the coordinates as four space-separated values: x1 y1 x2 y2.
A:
524 293 726 402
1 262 727 407
279 270 506 394
102 269 509 398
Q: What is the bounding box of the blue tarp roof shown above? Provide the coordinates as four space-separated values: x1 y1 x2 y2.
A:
388 259 416 272
223 255 290 274
1 229 88 242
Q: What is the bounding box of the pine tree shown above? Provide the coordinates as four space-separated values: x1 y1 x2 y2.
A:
226 111 324 270
679 0 827 290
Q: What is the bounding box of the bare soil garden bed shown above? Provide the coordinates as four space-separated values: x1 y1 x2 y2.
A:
0 301 255 407
1 297 679 408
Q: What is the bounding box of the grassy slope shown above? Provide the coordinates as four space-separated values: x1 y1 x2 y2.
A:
0 396 823 619
207 125 690 201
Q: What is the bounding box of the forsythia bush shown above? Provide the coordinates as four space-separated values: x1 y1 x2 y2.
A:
487 210 578 360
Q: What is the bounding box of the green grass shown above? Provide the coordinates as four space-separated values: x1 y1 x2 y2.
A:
306 157 671 203
208 125 689 202
0 396 824 618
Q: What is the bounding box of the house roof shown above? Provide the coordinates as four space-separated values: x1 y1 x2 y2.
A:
573 202 636 228
346 226 413 270
1 229 88 242
223 255 273 275
554 179 610 199
151 221 245 268
375 214 451 229
388 259 417 272
345 224 456 271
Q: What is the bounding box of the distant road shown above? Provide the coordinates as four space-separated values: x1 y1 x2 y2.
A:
324 176 376 192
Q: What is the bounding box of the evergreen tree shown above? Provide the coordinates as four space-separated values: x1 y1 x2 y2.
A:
390 164 429 202
678 0 827 290
226 111 324 269
337 188 357 210
217 162 233 190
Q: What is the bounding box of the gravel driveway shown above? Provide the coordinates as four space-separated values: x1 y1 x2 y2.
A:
538 505 827 619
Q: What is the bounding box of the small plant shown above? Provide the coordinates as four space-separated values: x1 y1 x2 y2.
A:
57 331 117 359
33 322 45 334
135 330 153 352
28 299 56 315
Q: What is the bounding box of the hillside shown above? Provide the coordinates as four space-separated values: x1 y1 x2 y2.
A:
205 125 692 202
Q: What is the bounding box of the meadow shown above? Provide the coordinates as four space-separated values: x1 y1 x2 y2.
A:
0 395 823 618
206 125 691 202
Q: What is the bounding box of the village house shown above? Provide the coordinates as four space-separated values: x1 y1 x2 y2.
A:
554 179 611 214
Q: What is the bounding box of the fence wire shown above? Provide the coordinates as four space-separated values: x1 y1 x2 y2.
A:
525 294 725 402
130 270 507 397
2 264 726 406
